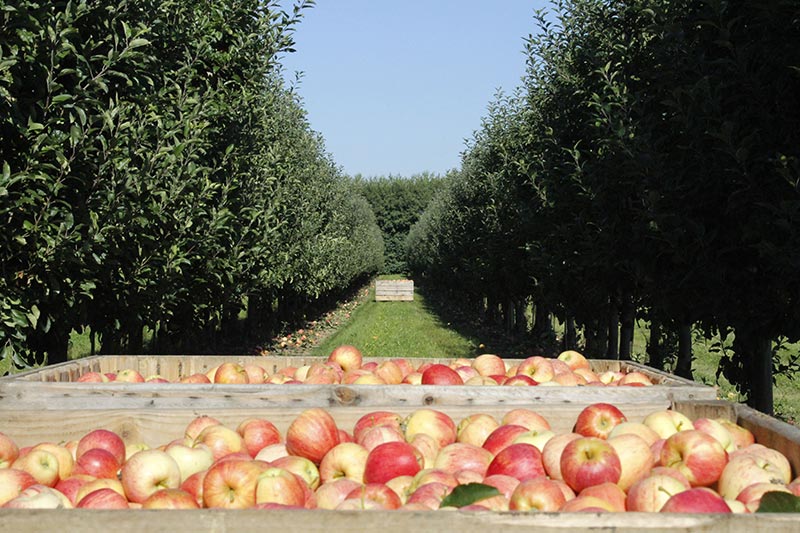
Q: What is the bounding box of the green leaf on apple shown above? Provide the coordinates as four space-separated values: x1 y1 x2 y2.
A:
439 483 500 509
756 491 800 513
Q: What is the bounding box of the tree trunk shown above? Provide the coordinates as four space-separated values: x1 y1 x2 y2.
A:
585 318 608 358
607 305 619 360
647 319 664 370
619 293 635 360
738 332 774 416
514 299 528 334
564 315 577 350
504 298 515 334
531 304 552 340
674 322 693 379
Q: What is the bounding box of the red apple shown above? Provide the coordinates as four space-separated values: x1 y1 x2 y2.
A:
202 458 263 509
542 432 581 481
693 418 736 452
608 433 656 491
115 368 145 383
717 452 790 500
434 442 493 477
77 372 108 383
54 474 94 505
573 403 627 439
180 470 206 507
501 408 551 432
76 429 126 466
560 437 622 493
660 487 731 513
0 469 39 506
406 482 452 509
180 373 212 384
120 449 181 504
411 468 459 491
516 356 555 383
328 345 363 372
193 424 245 461
509 477 567 511
561 495 615 512
482 424 530 455
76 488 130 509
618 371 654 386
607 421 660 447
243 364 267 384
421 364 463 385
141 488 200 509
403 409 457 448
472 354 506 377
184 415 222 443
73 448 119 480
486 442 545 481
353 411 403 443
213 362 249 384
736 482 793 512
364 441 423 484
236 418 282 458
254 443 288 463
315 477 363 509
374 360 403 385
408 433 440 469
255 467 308 507
74 478 125 504
660 429 728 487
358 425 406 451
504 375 537 386
32 442 74 481
716 418 755 449
285 408 341 464
344 483 402 510
579 481 626 512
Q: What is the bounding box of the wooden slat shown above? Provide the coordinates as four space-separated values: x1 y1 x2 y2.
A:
375 279 414 301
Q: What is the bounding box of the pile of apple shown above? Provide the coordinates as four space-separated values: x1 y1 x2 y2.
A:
1 402 798 513
76 346 657 386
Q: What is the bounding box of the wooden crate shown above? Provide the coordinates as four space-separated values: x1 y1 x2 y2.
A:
375 279 414 301
0 356 717 409
0 399 797 532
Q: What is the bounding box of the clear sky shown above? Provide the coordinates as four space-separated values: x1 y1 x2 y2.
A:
278 0 549 178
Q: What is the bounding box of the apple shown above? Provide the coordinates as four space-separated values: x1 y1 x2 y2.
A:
145 374 169 383
716 418 755 449
693 418 736 452
352 374 386 385
732 444 791 483
598 370 624 385
202 458 263 509
573 402 627 439
482 424 529 456
32 442 74 481
643 410 694 439
403 409 457 448
490 374 509 385
503 408 551 431
736 482 793 513
660 487 731 513
454 469 484 485
454 365 480 383
314 477 363 510
76 428 126 466
557 350 590 371
389 358 415 379
408 432 440 469
411 468 459 492
789 477 800 497
434 442 493 477
254 443 288 463
560 437 622 493
607 421 660 446
184 415 222 444
579 481 627 512
482 473 521 501
319 442 368 483
353 411 403 443
180 470 206 507
541 432 581 481
456 413 500 447
421 364 463 385
504 375 537 386
505 475 564 511
243 364 267 384
270 455 320 489
608 433 656 491
718 453 790 500
54 474 94 505
193 424 244 461
0 469 38 506
255 467 308 507
406 482 452 509
364 441 423 484
513 429 555 452
626 473 689 512
486 442 545 481
3 484 71 509
236 418 282 458
74 478 126 504
304 363 341 384
402 372 423 385
73 447 119 480
464 376 498 386
374 360 404 385
650 466 691 487
213 362 249 384
141 488 200 509
516 356 555 383
328 345 363 372
660 429 728 487
618 371 654 386
77 372 109 383
165 442 214 482
121 449 181 504
358 425 406 451
472 354 506 376
12 449 60 486
0 432 19 468
344 483 402 510
180 373 212 384
574 368 601 383
560 495 615 512
76 488 129 509
115 368 145 383
285 408 341 464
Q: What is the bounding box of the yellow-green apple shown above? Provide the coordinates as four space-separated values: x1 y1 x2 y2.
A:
434 442 493 477
204 364 221 382
73 448 119 480
358 425 406 451
319 442 368 484
403 409 457 448
560 495 615 512
406 482 452 509
715 418 755 449
353 411 403 443
608 421 660 447
557 350 590 371
542 432 581 481
121 449 181 504
659 487 731 513
598 370 624 385
183 415 221 444
76 487 129 509
736 482 793 512
271 455 320 489
726 498 748 513
4 484 72 509
236 418 281 458
364 441 423 484
254 443 288 463
692 418 736 452
76 372 109 383
516 356 555 383
193 424 244 461
573 402 627 439
327 345 363 372
0 432 19 468
165 442 213 483
626 473 688 512
486 442 545 481
472 354 506 377
504 375 537 386
213 362 248 384
502 408 551 432
76 429 126 466
0 468 39 505
385 474 414 503
255 467 308 507
141 488 200 509
513 429 555 452
643 410 694 439
421 364 463 385
180 470 206 507
456 413 500 447
344 483 402 509
608 433 655 491
286 408 341 464
560 437 622 493
115 368 145 383
482 424 530 456
74 478 125 504
660 429 728 487
374 360 404 385
202 459 262 509
408 433 439 469
12 449 60 486
32 443 74 481
315 477 363 509
579 481 627 512
508 476 565 511
618 371 654 386
179 372 212 384
54 474 94 505
717 453 790 500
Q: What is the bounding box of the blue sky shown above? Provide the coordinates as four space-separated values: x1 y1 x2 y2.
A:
278 1 549 178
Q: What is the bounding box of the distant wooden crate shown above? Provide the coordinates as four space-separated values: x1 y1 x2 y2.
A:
0 399 798 531
0 356 717 410
375 279 414 301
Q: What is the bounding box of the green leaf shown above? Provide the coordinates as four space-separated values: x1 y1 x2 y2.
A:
756 491 800 513
439 483 500 509
128 38 150 49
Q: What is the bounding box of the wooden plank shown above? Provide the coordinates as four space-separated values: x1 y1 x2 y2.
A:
735 402 800 478
0 508 798 533
375 279 414 301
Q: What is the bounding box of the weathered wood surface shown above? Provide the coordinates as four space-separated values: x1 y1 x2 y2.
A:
0 509 798 533
374 279 414 301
